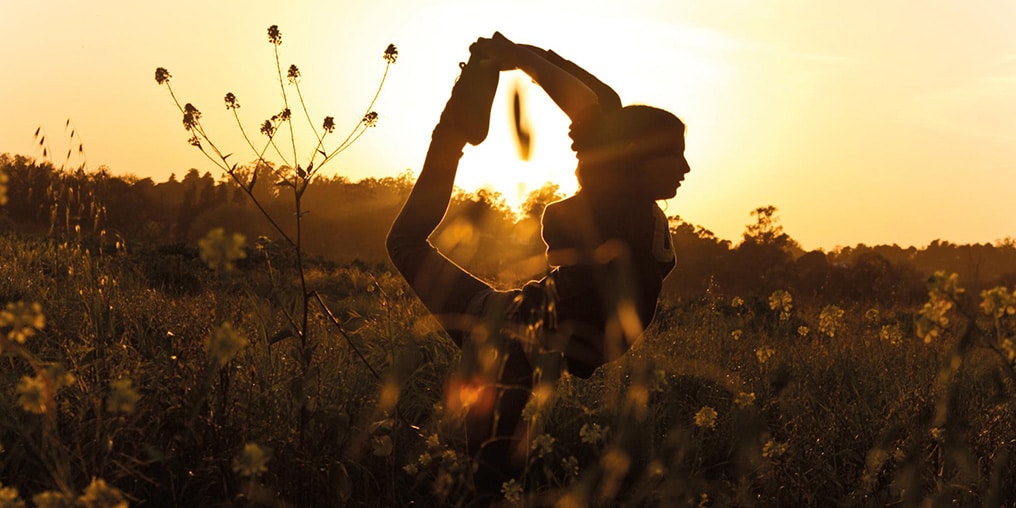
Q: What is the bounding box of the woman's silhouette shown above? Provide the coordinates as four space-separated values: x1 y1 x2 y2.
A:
386 32 690 493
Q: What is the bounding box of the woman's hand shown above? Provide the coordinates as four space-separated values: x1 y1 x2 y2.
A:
471 32 522 71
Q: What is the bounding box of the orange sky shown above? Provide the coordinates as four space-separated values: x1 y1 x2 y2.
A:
3 0 1015 251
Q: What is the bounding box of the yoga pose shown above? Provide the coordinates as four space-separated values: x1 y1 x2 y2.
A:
386 32 690 492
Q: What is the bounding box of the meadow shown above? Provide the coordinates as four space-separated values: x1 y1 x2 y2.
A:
0 222 1014 507
2 24 1015 507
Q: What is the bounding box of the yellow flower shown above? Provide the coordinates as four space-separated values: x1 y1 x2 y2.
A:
797 325 809 337
107 379 140 414
734 391 756 408
980 286 1016 318
232 443 270 477
501 479 523 504
32 491 75 508
880 324 903 346
694 406 718 429
16 365 76 415
818 305 845 338
579 423 608 445
205 322 249 367
0 483 24 508
730 329 743 341
0 301 45 345
730 296 744 308
762 439 788 459
77 478 127 508
768 290 793 321
755 347 776 365
531 433 556 459
198 228 246 272
561 456 580 478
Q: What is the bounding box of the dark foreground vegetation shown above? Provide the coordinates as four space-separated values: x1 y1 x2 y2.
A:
1 154 1016 506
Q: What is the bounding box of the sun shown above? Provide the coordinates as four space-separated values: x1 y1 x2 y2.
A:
453 75 580 212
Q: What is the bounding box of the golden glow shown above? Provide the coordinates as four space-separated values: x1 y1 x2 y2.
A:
454 75 580 210
4 1 1016 249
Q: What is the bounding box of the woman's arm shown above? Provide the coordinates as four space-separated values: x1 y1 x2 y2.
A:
479 33 599 121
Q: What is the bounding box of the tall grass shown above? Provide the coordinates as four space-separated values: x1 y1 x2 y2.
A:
0 230 1014 506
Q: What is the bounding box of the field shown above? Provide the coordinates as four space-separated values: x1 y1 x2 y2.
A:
2 25 1014 506
1 227 1014 507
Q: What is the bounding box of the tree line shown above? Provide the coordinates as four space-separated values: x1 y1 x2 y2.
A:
2 152 1014 304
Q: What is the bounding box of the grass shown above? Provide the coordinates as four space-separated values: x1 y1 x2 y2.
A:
0 231 1014 507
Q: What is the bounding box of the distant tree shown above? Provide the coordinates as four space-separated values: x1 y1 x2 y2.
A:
520 182 564 220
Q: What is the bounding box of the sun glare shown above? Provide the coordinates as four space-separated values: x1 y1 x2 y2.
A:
455 75 579 211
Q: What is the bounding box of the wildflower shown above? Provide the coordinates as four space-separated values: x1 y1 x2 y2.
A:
417 452 432 466
768 289 793 321
182 103 201 131
818 304 845 338
402 463 418 475
233 443 270 477
425 433 441 450
734 391 756 408
277 108 291 122
561 456 580 478
980 286 1016 318
762 439 788 459
440 449 459 468
362 111 379 127
579 422 608 445
267 25 282 45
930 427 943 441
224 92 239 110
755 347 775 365
694 406 718 429
927 271 964 299
0 483 24 508
260 120 275 137
107 379 140 414
383 44 399 64
154 67 171 85
1 301 45 345
797 325 809 337
287 64 300 83
730 296 744 308
17 366 74 414
32 490 75 508
916 296 953 343
198 227 247 272
77 478 127 508
531 433 556 458
322 116 336 134
880 324 903 345
501 479 523 504
205 322 249 367
730 329 742 341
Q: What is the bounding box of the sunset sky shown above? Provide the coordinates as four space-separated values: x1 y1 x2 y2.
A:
3 0 1014 251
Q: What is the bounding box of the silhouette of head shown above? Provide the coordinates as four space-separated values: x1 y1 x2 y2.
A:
573 105 689 200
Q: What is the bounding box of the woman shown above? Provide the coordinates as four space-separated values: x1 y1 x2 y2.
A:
386 32 690 492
